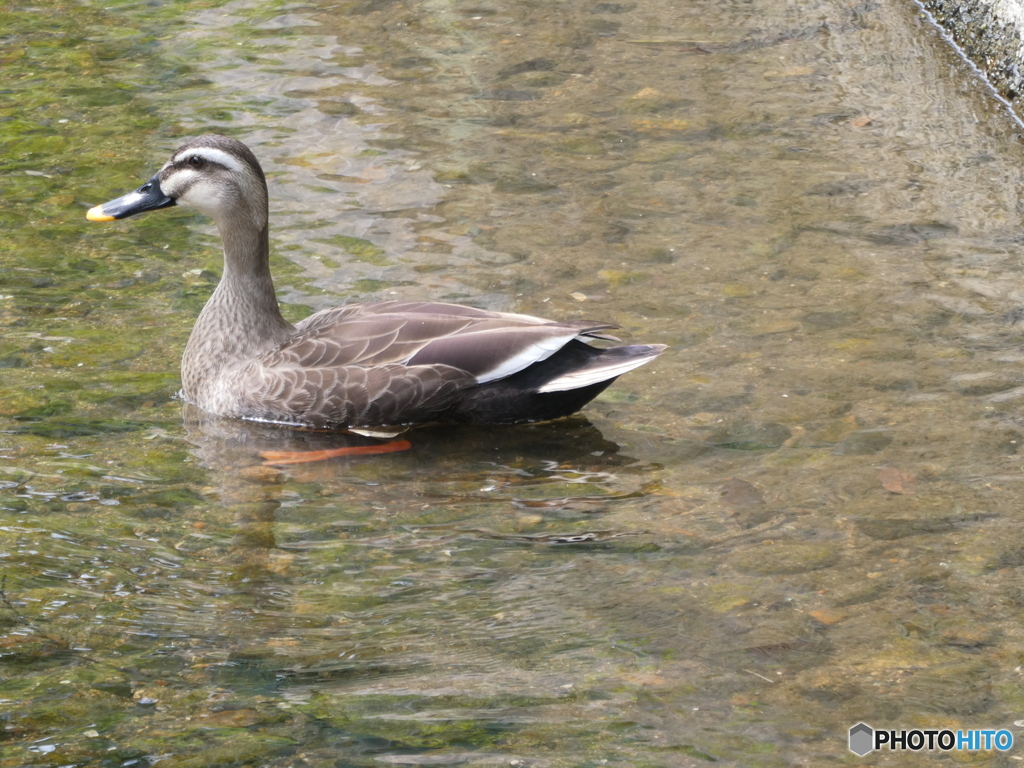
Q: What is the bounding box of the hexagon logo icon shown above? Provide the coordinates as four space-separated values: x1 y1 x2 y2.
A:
849 722 874 756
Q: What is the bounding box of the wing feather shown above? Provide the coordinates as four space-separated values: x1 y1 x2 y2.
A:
232 360 474 428
267 302 615 373
407 326 581 382
537 344 667 392
218 299 636 428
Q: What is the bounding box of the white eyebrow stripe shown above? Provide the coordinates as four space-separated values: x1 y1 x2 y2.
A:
177 147 246 174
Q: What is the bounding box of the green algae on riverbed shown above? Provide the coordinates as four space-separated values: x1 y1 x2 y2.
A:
0 442 672 766
0 0 323 422
2 2 205 425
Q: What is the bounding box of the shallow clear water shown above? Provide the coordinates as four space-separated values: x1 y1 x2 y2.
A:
5 0 1024 765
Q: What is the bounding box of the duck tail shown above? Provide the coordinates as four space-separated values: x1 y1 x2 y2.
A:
446 341 666 425
537 344 666 393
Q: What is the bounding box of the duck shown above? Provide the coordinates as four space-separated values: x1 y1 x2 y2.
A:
86 135 666 434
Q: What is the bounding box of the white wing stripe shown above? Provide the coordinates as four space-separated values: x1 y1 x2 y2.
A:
537 353 659 393
475 333 578 384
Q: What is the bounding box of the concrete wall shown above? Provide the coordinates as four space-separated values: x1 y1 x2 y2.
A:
919 0 1024 103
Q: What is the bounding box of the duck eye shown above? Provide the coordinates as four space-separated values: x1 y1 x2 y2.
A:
188 155 204 168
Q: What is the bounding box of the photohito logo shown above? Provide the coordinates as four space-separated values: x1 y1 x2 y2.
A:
849 723 1013 756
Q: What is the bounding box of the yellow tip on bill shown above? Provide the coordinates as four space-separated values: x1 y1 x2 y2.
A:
86 205 115 222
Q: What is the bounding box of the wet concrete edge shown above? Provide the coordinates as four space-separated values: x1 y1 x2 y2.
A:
916 0 1024 106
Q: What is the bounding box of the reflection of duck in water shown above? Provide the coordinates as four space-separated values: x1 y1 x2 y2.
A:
182 404 624 476
183 405 635 539
87 135 665 441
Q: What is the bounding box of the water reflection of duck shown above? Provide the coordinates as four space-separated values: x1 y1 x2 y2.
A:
87 135 664 434
182 404 624 476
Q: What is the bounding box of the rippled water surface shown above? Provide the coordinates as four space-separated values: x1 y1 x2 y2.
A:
6 0 1024 765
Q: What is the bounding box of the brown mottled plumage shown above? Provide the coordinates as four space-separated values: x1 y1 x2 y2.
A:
86 135 666 431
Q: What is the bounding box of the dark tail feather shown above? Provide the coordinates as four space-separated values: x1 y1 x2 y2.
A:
445 340 666 425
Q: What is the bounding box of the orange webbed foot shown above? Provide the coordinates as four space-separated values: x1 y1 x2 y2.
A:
260 439 412 466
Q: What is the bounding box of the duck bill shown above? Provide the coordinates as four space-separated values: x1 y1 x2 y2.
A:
86 175 175 222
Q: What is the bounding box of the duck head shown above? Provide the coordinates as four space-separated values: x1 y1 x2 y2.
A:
86 135 268 231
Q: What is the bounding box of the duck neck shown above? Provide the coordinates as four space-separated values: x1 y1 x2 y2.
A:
181 218 294 403
218 219 290 332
